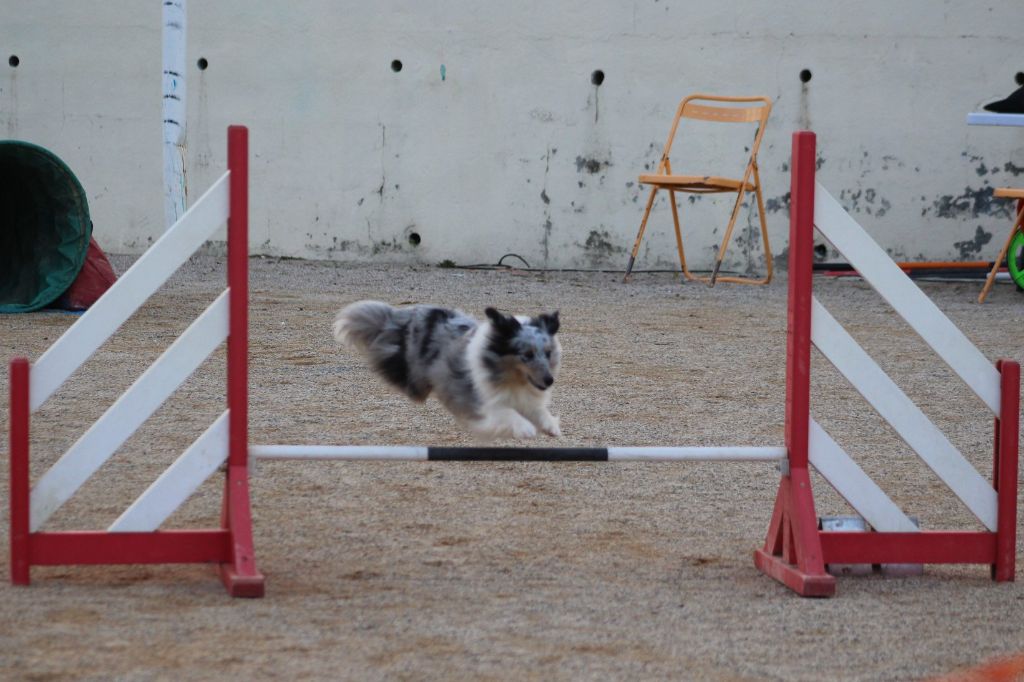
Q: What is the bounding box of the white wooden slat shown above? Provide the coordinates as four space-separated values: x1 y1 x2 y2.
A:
30 172 230 412
813 182 1001 416
808 418 918 532
811 297 997 531
109 411 229 532
30 291 230 532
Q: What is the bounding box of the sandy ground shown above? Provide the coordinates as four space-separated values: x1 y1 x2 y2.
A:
1 255 1023 681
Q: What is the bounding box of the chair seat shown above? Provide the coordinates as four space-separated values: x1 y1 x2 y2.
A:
994 187 1024 199
638 173 756 192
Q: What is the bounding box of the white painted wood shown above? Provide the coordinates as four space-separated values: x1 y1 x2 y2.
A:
814 182 1001 416
811 297 998 531
162 0 188 229
30 292 230 532
808 418 918 532
966 112 1024 127
250 445 429 460
30 173 229 412
109 411 228 532
607 446 786 461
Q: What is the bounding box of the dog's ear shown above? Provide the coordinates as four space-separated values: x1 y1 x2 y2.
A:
537 310 560 335
485 307 520 333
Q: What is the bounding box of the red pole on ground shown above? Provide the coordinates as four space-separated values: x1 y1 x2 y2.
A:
9 357 31 585
221 124 264 597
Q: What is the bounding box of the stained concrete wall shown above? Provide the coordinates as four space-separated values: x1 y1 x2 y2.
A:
3 2 1023 271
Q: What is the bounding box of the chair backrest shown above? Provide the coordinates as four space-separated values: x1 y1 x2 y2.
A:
657 94 772 176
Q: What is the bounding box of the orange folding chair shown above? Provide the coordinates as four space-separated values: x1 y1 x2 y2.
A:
978 188 1024 303
624 94 773 286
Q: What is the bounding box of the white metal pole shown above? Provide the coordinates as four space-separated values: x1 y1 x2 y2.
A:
162 0 187 230
606 446 787 461
249 445 787 462
251 445 430 461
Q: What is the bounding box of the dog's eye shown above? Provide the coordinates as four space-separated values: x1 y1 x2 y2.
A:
545 350 552 359
523 351 534 361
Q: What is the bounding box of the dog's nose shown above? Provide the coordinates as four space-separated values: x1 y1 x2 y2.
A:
543 375 554 387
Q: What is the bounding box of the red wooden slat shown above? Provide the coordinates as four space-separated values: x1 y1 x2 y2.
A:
29 530 232 565
820 531 997 564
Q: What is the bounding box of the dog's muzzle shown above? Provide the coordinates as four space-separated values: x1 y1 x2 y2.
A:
530 375 554 391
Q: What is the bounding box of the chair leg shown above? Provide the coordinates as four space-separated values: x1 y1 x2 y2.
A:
667 189 693 281
979 206 1024 303
753 169 773 284
624 186 660 282
709 189 748 287
702 177 773 286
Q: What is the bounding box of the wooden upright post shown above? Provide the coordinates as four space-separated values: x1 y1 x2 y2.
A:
753 131 836 597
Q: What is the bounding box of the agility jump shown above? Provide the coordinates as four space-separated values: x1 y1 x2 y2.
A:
8 127 1019 598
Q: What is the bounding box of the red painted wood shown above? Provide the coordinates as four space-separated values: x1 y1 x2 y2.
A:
994 359 1019 582
219 466 264 597
788 467 829 575
785 131 816 472
227 125 249 471
753 549 837 597
762 479 786 556
29 530 232 565
9 358 30 585
754 131 834 598
820 531 996 564
223 126 264 598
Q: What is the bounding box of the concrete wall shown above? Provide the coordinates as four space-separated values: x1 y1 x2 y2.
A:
3 1 1023 271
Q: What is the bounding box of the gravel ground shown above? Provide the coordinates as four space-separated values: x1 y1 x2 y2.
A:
1 255 1023 681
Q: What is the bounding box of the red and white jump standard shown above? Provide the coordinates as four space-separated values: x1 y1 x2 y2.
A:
7 128 1019 599
9 126 263 597
753 131 1019 596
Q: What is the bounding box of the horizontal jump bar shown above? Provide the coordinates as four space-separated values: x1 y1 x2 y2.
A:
249 445 788 462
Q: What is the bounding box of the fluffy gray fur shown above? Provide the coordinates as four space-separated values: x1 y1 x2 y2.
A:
332 300 561 439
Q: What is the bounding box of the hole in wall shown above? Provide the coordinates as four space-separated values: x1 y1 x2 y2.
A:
1016 71 1024 86
9 55 19 67
800 69 812 84
391 59 403 73
408 232 421 246
591 69 605 86
197 57 209 71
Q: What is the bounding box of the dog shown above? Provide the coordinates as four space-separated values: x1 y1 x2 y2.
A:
332 301 561 440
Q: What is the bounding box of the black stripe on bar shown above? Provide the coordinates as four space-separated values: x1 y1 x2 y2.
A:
427 447 609 461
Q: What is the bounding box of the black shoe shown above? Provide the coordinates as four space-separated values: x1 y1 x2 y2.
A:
984 84 1024 114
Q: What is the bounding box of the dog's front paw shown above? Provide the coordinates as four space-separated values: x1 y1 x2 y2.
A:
512 419 538 439
540 415 561 438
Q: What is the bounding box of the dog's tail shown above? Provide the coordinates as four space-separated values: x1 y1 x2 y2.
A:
332 300 397 350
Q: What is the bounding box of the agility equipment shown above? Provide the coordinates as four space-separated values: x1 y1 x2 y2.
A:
1009 231 1024 290
754 132 1017 595
8 128 1018 598
251 445 788 461
0 141 115 313
8 126 262 596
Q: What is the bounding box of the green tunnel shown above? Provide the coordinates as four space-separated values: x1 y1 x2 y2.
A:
0 140 92 313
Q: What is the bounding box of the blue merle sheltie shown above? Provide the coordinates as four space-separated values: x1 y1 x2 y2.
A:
332 301 561 440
